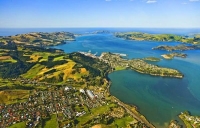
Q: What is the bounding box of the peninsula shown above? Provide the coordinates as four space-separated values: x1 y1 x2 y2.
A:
0 32 75 47
152 44 200 51
99 52 183 78
115 32 200 44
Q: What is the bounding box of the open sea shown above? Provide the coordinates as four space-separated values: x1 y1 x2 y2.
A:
1 28 200 127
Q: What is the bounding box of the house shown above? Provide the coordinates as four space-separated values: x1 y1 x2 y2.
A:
79 89 85 93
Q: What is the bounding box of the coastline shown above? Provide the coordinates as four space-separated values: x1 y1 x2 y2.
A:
105 77 155 128
132 68 183 78
43 33 182 127
1 31 194 127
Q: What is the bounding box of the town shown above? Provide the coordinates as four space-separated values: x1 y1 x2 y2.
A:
0 80 152 128
0 84 107 127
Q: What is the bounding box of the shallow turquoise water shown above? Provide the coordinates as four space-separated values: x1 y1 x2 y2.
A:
1 28 200 127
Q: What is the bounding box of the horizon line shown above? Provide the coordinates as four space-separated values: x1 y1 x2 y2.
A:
1 27 200 29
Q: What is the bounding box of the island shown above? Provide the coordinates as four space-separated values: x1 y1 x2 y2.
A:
143 57 161 61
152 44 200 51
115 32 200 44
161 52 187 59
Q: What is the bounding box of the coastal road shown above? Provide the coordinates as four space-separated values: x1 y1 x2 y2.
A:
113 96 155 128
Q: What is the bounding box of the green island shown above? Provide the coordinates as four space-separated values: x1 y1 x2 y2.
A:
115 32 200 44
161 52 187 59
143 57 161 61
0 32 196 128
179 111 200 128
152 44 200 51
100 52 183 78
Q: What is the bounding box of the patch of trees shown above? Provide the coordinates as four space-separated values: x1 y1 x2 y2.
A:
68 52 111 86
0 50 36 78
0 45 66 79
0 85 34 91
43 69 56 75
0 41 17 50
40 60 67 68
43 77 57 83
32 39 42 43
0 61 35 78
194 37 200 42
23 45 64 53
69 52 111 78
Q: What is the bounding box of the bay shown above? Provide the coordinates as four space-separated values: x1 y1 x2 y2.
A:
1 28 200 127
53 31 200 127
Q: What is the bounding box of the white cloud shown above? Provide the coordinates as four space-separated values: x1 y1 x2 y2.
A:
189 0 199 2
146 0 157 4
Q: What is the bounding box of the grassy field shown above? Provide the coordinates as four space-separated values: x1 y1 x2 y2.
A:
28 54 41 62
24 52 51 62
9 122 26 128
22 63 45 78
0 90 30 104
53 56 65 61
114 66 126 71
22 55 89 83
0 78 22 89
0 56 17 63
77 104 116 126
44 114 58 128
112 116 134 127
76 103 135 128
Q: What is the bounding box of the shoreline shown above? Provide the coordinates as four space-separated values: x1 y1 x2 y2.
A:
46 36 182 127
1 31 199 127
105 77 155 128
133 68 183 78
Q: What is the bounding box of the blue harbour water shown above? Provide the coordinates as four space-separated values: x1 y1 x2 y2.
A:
1 28 200 127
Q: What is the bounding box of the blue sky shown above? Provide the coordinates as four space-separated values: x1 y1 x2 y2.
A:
0 0 199 28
